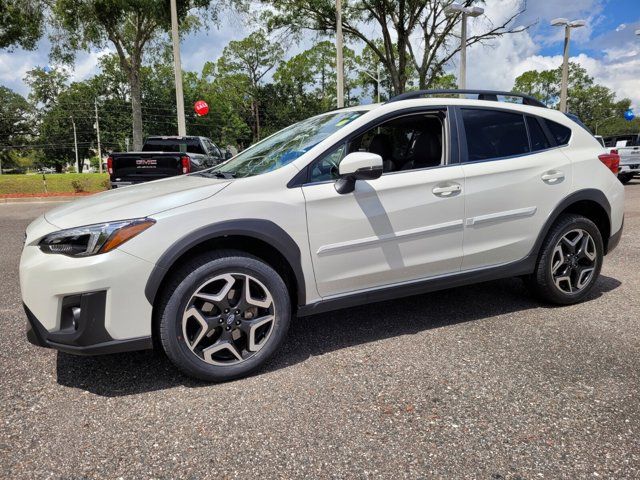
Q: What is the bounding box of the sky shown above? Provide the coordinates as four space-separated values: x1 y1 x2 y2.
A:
0 0 638 108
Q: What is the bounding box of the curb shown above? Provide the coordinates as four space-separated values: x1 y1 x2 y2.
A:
1 196 78 204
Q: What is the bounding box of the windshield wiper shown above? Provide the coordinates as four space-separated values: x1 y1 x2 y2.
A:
195 170 235 179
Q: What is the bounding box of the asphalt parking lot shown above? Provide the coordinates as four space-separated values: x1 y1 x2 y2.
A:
1 183 639 479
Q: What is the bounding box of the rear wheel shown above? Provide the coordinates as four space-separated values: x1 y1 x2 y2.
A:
618 173 634 184
158 251 291 382
526 214 603 305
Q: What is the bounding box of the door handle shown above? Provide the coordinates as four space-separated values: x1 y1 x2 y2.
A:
432 183 462 197
541 170 565 184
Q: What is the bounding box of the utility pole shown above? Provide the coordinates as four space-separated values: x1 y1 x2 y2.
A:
551 18 586 113
71 116 79 172
170 0 187 136
94 99 103 173
335 0 344 108
444 3 484 90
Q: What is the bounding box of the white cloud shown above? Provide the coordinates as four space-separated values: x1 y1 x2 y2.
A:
456 0 640 109
70 49 112 82
0 49 44 95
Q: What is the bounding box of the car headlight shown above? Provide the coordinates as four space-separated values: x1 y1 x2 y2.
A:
38 218 155 257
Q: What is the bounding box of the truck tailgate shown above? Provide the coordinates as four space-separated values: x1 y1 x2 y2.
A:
111 152 183 182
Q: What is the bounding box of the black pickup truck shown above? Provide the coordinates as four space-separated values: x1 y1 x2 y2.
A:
107 136 229 188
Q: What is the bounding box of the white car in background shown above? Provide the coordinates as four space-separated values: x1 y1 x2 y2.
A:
603 134 640 184
20 89 625 382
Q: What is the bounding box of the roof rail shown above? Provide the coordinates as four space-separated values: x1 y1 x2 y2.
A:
386 89 547 108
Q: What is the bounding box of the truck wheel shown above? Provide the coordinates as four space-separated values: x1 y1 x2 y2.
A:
618 173 633 185
158 250 291 382
525 214 603 305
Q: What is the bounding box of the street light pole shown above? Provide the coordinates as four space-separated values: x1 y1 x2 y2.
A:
94 99 103 173
551 18 586 113
444 3 484 90
170 0 187 136
336 0 344 108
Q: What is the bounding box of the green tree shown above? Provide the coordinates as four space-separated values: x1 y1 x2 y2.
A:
0 0 44 50
217 30 284 140
0 86 33 171
24 67 69 109
50 0 222 150
38 81 100 172
262 0 527 95
513 63 634 134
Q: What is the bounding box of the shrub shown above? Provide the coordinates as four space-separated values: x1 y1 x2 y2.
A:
70 178 90 193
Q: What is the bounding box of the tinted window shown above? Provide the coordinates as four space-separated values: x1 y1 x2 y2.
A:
461 109 529 161
143 138 205 154
526 116 551 151
545 120 572 146
308 113 444 183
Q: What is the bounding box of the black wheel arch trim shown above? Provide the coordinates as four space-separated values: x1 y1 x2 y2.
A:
144 219 306 307
530 188 612 257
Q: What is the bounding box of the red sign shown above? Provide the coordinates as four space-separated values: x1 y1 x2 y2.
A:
194 100 209 116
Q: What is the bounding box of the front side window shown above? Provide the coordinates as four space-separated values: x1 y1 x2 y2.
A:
209 111 364 178
308 112 444 183
461 109 529 161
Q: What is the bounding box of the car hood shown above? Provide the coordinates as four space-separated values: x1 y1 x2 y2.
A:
45 175 230 229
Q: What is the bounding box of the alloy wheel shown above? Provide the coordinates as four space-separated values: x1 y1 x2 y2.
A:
550 229 597 294
181 273 276 366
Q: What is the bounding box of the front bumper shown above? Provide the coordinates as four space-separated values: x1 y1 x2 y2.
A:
25 297 152 356
20 241 157 354
619 163 640 175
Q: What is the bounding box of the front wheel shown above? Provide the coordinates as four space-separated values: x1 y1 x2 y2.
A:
525 214 603 305
158 251 291 382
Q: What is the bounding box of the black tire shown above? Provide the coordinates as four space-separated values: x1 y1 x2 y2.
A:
525 214 603 305
158 250 291 382
618 173 634 185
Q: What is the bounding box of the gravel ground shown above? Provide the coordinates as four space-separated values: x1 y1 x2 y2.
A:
1 184 639 479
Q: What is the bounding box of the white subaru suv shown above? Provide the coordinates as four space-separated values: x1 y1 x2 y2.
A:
20 90 624 382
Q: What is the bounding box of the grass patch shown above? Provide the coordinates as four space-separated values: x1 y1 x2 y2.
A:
0 173 109 195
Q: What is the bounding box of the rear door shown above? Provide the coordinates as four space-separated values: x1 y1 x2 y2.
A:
457 107 572 270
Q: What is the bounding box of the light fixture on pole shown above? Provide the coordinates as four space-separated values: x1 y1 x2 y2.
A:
444 2 484 90
550 18 586 113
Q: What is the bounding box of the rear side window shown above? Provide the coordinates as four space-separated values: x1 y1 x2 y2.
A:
461 109 529 161
544 120 572 146
526 116 551 151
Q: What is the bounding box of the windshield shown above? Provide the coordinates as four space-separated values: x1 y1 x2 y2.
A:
210 111 365 178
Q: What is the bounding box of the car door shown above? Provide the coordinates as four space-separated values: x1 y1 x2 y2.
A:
457 107 572 270
301 109 466 298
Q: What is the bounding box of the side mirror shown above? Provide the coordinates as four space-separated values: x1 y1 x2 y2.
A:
335 152 383 194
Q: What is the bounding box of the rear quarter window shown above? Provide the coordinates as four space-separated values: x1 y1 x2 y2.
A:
544 120 572 146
